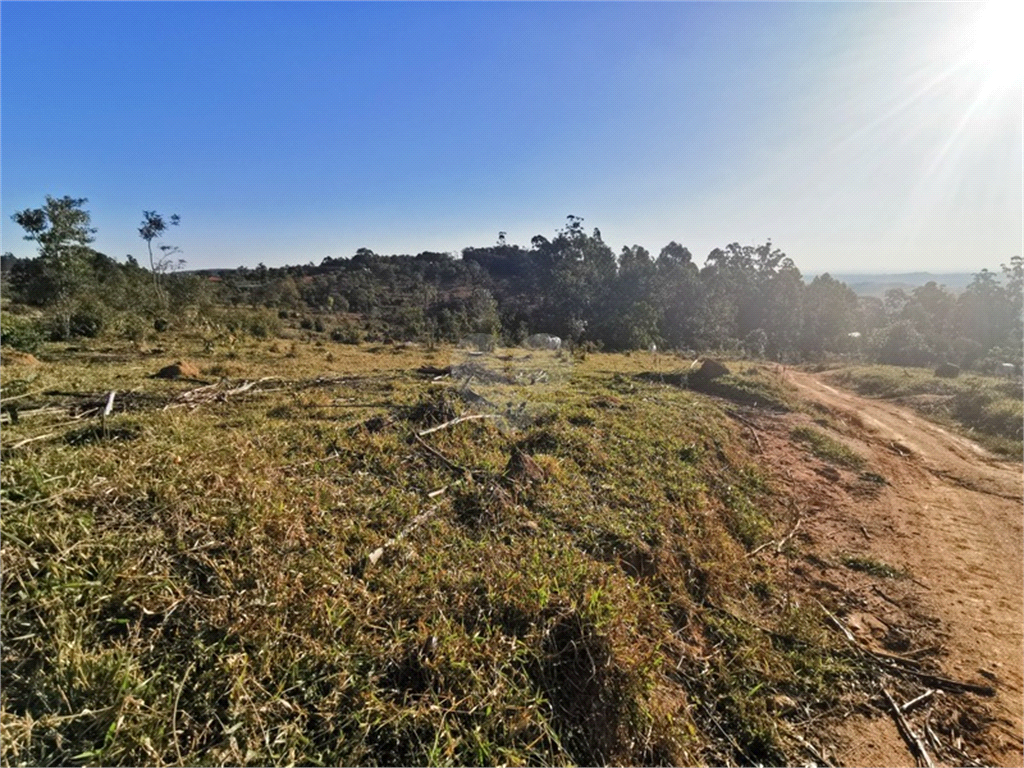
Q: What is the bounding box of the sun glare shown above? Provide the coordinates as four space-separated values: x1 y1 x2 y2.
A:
970 0 1023 90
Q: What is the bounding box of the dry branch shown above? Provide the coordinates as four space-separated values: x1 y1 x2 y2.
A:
366 506 441 568
909 672 995 697
883 687 933 768
102 391 117 418
727 411 763 451
413 434 469 476
900 689 936 713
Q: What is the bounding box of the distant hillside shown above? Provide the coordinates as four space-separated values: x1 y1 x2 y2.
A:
808 272 981 298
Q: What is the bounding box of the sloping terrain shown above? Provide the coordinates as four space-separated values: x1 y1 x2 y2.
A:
740 369 1022 767
1 343 1020 766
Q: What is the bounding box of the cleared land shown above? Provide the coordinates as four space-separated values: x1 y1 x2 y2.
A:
1 340 1020 766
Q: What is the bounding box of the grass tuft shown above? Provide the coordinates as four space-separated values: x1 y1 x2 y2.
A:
790 425 866 470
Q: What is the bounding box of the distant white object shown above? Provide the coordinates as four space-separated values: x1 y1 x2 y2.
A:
847 332 862 338
524 333 561 351
999 362 1016 377
649 343 658 353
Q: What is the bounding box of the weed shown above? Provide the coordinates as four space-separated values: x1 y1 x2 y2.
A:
841 554 906 579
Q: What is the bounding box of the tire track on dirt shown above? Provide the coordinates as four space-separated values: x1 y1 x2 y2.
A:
787 370 1023 766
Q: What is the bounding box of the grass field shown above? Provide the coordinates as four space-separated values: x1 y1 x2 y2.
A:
1 338 871 766
822 365 1023 458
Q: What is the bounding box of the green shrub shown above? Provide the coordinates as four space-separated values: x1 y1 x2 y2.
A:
331 322 362 344
247 311 282 339
0 312 44 352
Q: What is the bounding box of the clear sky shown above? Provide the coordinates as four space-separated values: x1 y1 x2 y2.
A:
2 1 1020 274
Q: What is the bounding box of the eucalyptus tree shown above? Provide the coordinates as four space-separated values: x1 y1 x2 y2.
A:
138 210 182 304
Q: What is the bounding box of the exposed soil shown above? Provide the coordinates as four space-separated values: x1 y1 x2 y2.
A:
751 370 1023 767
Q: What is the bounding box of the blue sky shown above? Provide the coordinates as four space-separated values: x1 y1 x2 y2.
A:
2 1 1020 274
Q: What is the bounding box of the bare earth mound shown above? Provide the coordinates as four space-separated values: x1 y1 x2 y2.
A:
153 360 201 379
0 351 41 366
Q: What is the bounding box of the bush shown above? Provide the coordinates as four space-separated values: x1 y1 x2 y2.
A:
247 312 282 339
0 312 44 352
869 321 932 367
69 306 105 338
331 322 362 344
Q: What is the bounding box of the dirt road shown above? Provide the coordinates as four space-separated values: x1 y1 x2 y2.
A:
780 370 1023 766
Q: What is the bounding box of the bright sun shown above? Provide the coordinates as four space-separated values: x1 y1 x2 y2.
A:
970 0 1024 89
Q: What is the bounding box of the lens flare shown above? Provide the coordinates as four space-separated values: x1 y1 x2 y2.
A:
970 0 1023 90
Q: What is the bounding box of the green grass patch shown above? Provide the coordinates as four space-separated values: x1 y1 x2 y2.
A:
790 425 866 470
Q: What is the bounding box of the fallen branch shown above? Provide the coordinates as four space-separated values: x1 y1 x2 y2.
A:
366 506 441 567
0 387 49 404
909 671 995 697
727 411 763 451
417 414 500 437
900 689 935 713
782 724 834 768
883 687 933 768
816 599 922 668
413 434 470 476
872 584 902 608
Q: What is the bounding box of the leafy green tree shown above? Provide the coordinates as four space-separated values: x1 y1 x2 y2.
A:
654 242 701 349
11 195 98 337
801 274 859 354
956 270 1006 351
869 320 932 366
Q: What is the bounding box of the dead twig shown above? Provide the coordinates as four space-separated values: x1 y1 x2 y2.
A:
172 661 195 766
7 432 58 450
782 724 834 767
747 515 803 558
366 506 441 567
0 387 49 404
417 414 501 437
727 411 763 451
909 671 995 697
872 584 903 608
413 434 470 476
900 689 936 713
883 687 933 768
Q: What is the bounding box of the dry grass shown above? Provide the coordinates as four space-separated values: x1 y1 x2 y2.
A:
2 335 871 766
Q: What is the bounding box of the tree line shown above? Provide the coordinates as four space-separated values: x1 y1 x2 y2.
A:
2 199 1021 371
